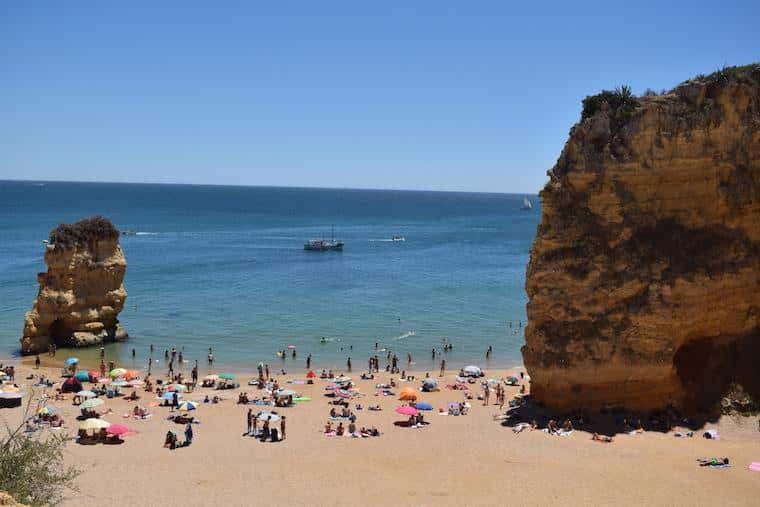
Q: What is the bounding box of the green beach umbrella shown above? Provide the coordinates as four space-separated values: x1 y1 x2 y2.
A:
219 373 236 381
80 398 104 409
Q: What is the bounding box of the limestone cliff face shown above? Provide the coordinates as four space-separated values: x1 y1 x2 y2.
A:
523 66 760 412
20 216 128 354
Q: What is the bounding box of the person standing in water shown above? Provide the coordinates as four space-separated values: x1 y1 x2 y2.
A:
306 354 311 369
347 357 352 372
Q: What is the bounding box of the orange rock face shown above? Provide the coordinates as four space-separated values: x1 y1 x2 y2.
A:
523 66 760 412
20 216 128 354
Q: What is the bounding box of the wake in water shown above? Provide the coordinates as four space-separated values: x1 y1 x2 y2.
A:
135 232 159 236
394 331 416 340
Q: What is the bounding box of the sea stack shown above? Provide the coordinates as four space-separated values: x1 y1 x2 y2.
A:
20 216 129 354
523 65 760 413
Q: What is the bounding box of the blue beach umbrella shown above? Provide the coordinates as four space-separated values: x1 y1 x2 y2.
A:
162 392 182 401
416 402 434 411
75 371 90 382
64 358 79 366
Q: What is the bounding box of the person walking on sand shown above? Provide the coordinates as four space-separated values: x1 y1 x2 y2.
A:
184 422 193 445
280 416 286 440
191 364 198 385
440 359 445 377
35 354 40 369
247 408 253 435
172 392 179 412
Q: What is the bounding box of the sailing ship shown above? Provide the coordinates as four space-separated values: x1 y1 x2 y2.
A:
304 226 344 251
520 197 533 210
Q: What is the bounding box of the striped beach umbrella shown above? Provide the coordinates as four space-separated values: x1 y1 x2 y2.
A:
178 401 198 411
110 368 127 378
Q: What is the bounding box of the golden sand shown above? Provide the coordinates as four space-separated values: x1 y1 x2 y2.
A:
2 361 758 506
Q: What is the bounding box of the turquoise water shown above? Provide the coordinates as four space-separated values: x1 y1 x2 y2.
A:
0 181 538 372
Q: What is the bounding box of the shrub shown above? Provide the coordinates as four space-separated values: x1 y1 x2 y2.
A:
581 85 639 121
48 216 119 250
0 393 80 506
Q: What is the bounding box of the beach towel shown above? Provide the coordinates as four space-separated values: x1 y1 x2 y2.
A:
749 462 760 472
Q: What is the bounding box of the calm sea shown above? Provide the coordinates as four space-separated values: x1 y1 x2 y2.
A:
0 181 538 372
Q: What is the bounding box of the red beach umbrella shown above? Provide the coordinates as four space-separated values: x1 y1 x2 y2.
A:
395 405 419 416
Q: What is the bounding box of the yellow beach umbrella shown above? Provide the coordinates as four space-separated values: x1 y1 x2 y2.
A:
79 418 110 431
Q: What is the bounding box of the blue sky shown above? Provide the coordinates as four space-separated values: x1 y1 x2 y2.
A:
1 1 757 193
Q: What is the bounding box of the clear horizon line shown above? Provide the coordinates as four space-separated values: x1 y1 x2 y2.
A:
0 177 541 196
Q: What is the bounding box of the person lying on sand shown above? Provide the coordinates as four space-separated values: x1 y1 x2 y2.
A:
592 433 614 443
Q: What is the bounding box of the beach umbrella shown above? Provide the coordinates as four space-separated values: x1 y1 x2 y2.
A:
395 405 419 416
335 376 351 383
306 370 316 379
76 390 96 399
257 412 280 422
64 357 79 366
62 376 83 393
75 371 91 382
106 424 132 436
463 365 482 377
80 398 104 409
506 376 519 385
203 374 219 381
166 384 185 392
275 389 296 398
79 418 110 431
0 392 25 399
399 387 418 401
1 385 19 392
422 378 438 389
124 370 140 380
178 401 198 411
219 373 236 381
162 392 182 401
335 389 352 399
416 402 434 411
88 370 100 379
38 406 56 415
0 371 6 377
110 368 127 378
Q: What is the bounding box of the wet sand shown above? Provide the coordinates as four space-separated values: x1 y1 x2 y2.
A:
2 360 759 506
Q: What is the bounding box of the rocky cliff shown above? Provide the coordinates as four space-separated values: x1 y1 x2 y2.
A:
20 216 128 354
523 65 760 413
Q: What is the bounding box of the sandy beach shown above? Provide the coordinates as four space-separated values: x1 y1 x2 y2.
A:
1 358 758 507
